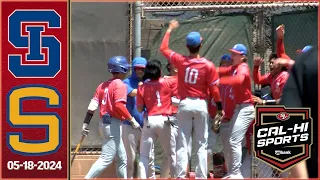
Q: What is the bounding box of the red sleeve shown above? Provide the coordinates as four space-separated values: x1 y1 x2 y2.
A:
159 31 185 67
218 66 232 76
113 80 127 103
276 37 291 59
92 84 101 102
114 102 131 120
209 86 221 102
253 66 271 85
136 85 144 107
208 63 221 102
208 62 219 86
219 64 248 85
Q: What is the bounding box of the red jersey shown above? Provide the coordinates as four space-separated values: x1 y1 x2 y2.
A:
219 63 254 104
220 84 236 120
92 78 127 119
253 68 289 99
136 78 176 116
160 31 219 100
163 75 179 114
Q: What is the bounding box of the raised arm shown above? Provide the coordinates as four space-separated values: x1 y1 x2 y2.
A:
159 20 184 66
276 25 291 59
252 57 270 85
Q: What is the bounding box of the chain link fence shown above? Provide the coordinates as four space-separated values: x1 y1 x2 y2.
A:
138 0 318 178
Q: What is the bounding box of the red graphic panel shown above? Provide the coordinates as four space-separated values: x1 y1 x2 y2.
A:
1 1 68 179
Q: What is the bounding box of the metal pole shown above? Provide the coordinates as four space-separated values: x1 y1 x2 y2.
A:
134 1 142 57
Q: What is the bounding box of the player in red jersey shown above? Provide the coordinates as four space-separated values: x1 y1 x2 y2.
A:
160 19 224 179
214 44 255 179
159 62 182 178
81 56 141 179
252 25 290 105
207 54 233 178
136 60 178 178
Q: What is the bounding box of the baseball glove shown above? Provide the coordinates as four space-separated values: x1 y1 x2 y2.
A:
212 110 224 133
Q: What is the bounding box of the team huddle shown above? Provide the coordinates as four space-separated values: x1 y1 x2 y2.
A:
79 20 312 179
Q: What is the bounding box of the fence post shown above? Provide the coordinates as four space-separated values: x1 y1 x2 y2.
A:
134 1 142 57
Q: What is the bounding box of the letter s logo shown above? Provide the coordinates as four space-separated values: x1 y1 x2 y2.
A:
6 85 62 156
8 10 61 78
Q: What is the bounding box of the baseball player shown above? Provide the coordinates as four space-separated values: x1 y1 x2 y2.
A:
160 19 224 179
215 44 255 179
136 60 177 179
122 57 155 178
207 54 232 178
159 62 180 178
252 25 290 105
81 56 141 179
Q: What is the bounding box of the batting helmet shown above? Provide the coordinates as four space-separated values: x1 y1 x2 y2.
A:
108 56 130 74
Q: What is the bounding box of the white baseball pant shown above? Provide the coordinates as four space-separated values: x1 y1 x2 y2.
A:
138 115 174 179
159 115 179 178
85 117 127 179
220 103 254 178
207 118 224 173
122 124 155 178
175 98 209 179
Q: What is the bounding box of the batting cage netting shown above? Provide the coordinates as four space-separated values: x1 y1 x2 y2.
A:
71 1 318 178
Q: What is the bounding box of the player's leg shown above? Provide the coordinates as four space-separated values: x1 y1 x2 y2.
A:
193 99 209 179
115 127 128 178
85 118 124 179
212 134 227 178
122 124 140 178
175 100 194 178
240 147 251 178
225 104 254 178
159 115 178 178
220 121 231 173
207 117 218 175
207 118 215 176
147 146 156 178
169 116 179 177
138 118 156 179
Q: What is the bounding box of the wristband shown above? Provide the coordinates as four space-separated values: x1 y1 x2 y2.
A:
216 101 223 111
265 100 277 105
84 112 93 124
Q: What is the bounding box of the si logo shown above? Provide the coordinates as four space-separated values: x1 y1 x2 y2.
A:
6 10 63 156
253 106 313 172
8 10 61 78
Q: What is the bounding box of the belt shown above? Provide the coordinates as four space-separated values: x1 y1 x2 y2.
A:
165 115 178 128
181 97 205 101
102 114 112 124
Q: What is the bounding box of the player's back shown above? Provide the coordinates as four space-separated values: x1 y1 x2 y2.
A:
95 78 127 118
139 78 174 116
163 75 179 114
177 57 216 100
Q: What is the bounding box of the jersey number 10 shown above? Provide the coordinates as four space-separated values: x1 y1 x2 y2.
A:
184 67 198 84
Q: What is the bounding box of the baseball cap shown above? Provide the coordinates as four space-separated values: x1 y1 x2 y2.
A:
221 54 231 61
229 44 247 55
132 57 147 68
302 45 313 53
186 32 202 46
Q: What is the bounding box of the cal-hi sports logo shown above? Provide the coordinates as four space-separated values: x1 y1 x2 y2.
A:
253 106 312 172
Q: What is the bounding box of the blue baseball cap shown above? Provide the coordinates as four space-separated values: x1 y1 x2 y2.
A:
229 44 247 55
186 32 202 46
302 45 313 53
221 54 231 61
